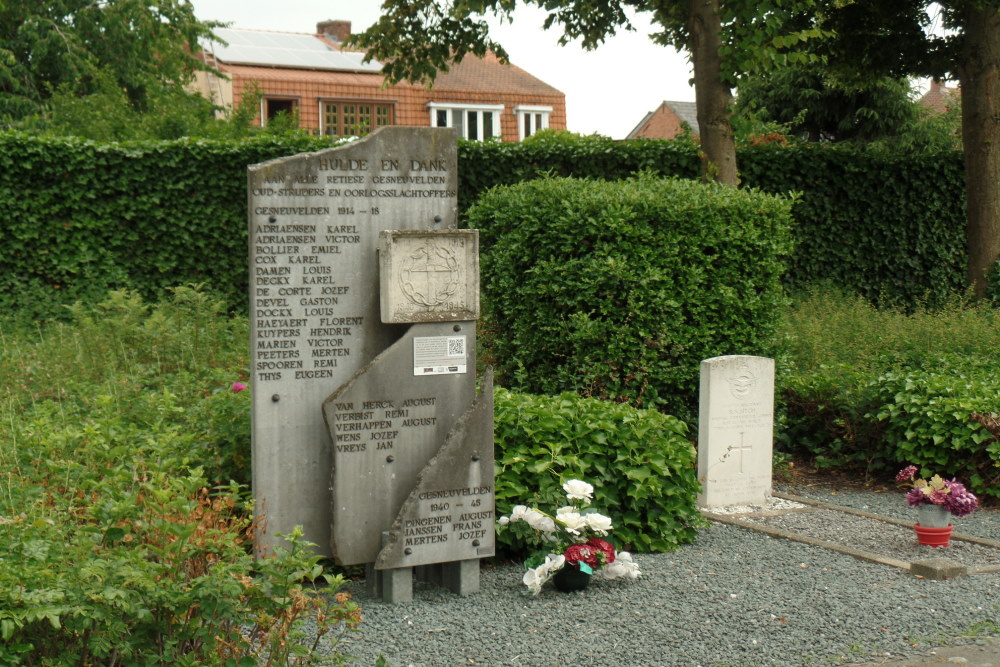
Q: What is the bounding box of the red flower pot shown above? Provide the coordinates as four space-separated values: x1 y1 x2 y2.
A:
914 522 954 548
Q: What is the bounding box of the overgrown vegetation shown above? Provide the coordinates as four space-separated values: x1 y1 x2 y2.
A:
777 286 1000 498
0 287 359 665
471 174 795 422
493 388 703 555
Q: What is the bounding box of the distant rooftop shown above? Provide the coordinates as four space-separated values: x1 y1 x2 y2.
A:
627 101 699 139
202 27 382 74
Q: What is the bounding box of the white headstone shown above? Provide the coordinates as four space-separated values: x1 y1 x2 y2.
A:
697 355 775 507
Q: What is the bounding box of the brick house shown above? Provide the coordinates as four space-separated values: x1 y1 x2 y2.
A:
626 101 699 140
917 79 960 114
191 20 566 142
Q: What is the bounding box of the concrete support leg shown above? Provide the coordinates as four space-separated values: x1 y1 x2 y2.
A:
442 559 480 595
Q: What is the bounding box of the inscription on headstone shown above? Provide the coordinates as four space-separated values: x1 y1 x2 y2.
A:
248 128 458 557
322 320 480 566
697 355 775 507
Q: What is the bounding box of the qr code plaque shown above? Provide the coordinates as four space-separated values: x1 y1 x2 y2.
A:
447 336 465 356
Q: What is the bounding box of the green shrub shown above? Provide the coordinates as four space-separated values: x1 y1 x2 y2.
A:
777 287 1000 496
872 359 1000 498
0 288 357 664
472 174 794 421
493 387 704 554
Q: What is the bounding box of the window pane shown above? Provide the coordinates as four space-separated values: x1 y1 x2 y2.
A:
358 105 372 134
535 113 543 131
523 113 531 138
376 105 390 127
467 110 478 140
324 103 339 136
436 109 448 127
344 105 357 134
452 110 464 136
483 112 493 140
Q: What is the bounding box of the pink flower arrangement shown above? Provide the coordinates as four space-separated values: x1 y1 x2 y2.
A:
231 381 247 393
895 465 978 518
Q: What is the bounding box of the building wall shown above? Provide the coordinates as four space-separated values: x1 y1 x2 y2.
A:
213 64 565 142
632 103 685 140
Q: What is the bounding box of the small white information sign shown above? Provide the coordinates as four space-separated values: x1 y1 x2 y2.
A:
413 335 467 375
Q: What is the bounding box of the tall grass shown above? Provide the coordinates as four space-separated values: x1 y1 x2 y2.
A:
0 286 357 665
776 286 1000 493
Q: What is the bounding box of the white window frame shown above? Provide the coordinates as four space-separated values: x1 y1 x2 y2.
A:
427 102 503 141
515 105 552 141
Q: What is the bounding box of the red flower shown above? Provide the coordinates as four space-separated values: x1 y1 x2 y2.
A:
563 544 598 569
587 538 616 565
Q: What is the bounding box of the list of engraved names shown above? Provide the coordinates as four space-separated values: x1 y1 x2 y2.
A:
251 156 456 385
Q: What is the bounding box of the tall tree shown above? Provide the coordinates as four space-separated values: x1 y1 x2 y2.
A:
350 0 823 186
814 0 999 298
733 63 922 143
0 0 219 122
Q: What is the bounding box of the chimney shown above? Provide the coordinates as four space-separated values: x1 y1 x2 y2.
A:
317 20 351 43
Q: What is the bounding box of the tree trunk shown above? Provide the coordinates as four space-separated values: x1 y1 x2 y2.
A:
688 0 738 186
958 4 1000 298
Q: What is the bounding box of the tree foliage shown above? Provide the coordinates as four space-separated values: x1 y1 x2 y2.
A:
350 0 826 185
0 0 219 124
734 64 920 142
809 0 1000 297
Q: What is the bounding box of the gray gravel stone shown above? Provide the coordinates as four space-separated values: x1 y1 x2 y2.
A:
309 484 1000 666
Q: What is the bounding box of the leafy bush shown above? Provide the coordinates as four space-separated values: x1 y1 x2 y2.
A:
471 174 794 421
0 287 357 664
493 387 704 554
872 359 1000 498
777 287 1000 497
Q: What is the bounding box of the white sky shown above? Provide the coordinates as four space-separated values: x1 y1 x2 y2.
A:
188 0 695 139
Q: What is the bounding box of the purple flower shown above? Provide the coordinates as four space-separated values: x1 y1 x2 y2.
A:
895 465 919 483
944 480 978 518
906 488 929 507
231 381 247 393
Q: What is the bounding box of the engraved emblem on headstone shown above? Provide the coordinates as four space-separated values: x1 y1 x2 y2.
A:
379 230 479 324
727 361 757 399
399 240 460 307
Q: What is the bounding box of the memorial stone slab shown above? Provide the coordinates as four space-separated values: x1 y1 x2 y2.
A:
322 321 478 566
248 127 457 557
375 370 495 572
697 355 775 507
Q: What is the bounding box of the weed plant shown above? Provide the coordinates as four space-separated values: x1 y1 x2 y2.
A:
777 286 1000 495
0 287 358 665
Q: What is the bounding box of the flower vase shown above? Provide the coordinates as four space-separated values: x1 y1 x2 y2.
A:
915 504 953 547
552 566 591 592
916 504 950 528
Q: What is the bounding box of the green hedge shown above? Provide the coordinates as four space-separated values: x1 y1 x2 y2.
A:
471 174 795 421
493 387 703 554
0 133 337 320
0 131 967 322
461 135 967 309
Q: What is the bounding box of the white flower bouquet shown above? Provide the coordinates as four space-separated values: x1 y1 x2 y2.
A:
498 479 640 595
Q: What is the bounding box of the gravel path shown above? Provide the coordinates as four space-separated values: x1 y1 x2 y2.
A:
316 483 1000 667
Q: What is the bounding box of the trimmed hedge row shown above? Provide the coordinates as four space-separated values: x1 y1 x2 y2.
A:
493 387 703 555
0 131 967 322
0 133 336 320
471 174 795 422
